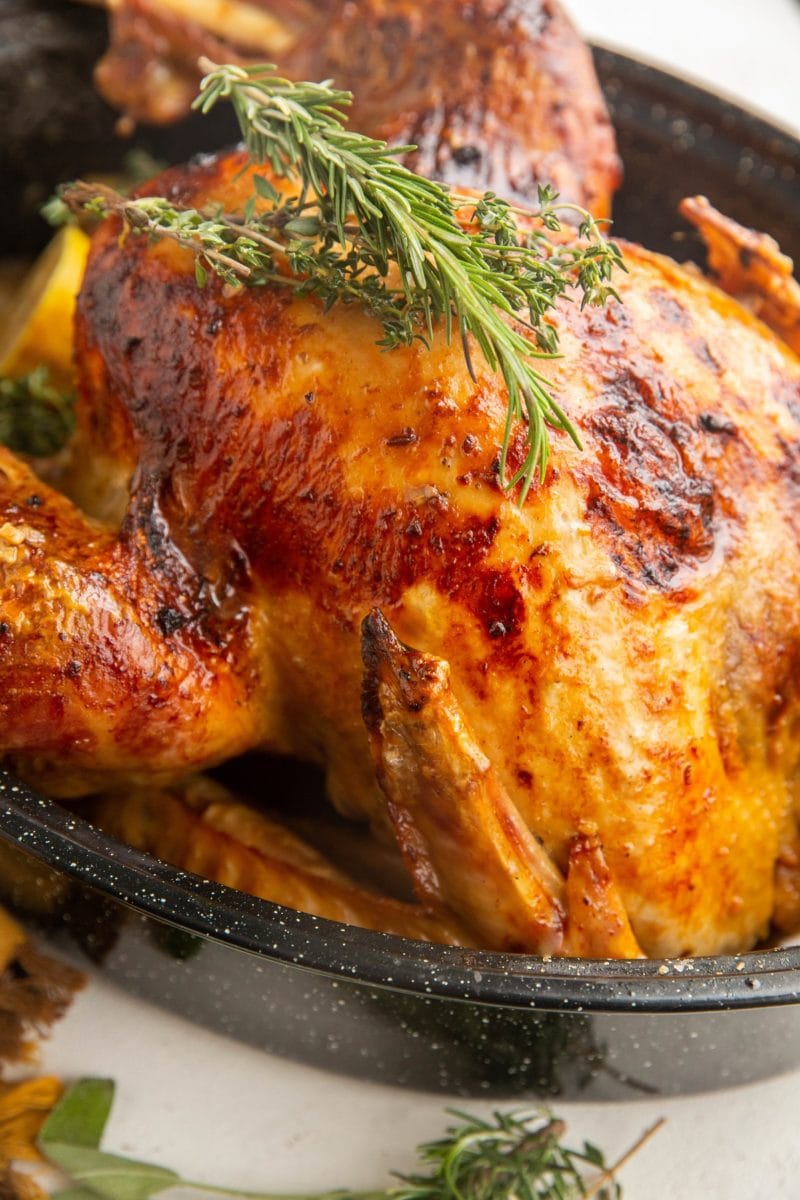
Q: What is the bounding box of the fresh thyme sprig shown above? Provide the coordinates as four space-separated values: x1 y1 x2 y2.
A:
45 180 284 288
49 61 624 501
39 1079 663 1200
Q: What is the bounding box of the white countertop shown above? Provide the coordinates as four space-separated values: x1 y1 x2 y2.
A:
31 4 800 1199
570 0 800 137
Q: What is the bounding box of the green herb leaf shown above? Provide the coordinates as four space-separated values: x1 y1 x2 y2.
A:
0 367 76 456
55 62 624 502
40 1078 114 1150
41 1080 179 1200
42 195 74 228
43 1145 180 1200
253 174 280 203
582 1142 606 1168
40 1081 661 1200
388 1109 621 1200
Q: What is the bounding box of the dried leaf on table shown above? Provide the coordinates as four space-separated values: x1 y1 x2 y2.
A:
0 938 85 1067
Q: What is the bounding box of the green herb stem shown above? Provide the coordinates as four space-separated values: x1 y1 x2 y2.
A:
40 1082 663 1200
49 61 624 500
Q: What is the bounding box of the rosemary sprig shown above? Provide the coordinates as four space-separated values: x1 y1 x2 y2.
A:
49 61 624 500
39 1079 663 1200
0 367 75 456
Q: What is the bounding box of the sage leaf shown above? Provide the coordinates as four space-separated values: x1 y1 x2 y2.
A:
42 1145 179 1200
40 1079 178 1200
38 1077 658 1200
40 1078 114 1150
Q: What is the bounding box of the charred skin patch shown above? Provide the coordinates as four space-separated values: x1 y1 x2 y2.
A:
581 369 717 590
458 568 526 641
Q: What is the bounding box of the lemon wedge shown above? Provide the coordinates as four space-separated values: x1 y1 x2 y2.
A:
0 225 91 390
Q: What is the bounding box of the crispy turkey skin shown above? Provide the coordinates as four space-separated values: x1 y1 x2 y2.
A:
2 149 800 957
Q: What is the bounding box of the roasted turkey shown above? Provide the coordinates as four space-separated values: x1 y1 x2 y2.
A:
3 142 800 958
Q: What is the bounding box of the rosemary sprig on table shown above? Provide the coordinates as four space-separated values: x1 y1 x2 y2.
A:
38 1078 663 1200
48 61 624 501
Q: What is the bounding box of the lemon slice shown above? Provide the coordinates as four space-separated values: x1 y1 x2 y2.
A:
0 225 91 390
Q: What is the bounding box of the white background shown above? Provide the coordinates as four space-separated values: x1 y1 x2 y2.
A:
569 0 800 135
31 4 800 1199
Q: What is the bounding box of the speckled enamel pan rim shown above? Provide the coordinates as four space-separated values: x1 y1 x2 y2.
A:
2 768 799 1013
593 39 800 145
3 51 800 1021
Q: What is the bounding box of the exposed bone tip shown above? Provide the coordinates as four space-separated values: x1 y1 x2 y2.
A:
361 608 400 732
361 608 448 729
361 606 395 655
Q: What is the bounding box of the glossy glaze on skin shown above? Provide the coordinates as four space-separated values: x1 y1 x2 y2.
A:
2 149 800 958
0 441 262 795
361 608 643 956
94 0 621 214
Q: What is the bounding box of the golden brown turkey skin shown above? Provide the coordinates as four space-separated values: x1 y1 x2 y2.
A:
0 442 263 795
4 149 800 957
94 0 620 214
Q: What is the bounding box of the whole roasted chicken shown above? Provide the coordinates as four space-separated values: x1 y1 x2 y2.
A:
2 134 800 960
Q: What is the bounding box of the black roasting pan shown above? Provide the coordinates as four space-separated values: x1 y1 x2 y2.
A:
1 13 800 1100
